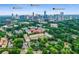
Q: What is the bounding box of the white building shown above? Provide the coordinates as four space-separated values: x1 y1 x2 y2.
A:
50 23 58 28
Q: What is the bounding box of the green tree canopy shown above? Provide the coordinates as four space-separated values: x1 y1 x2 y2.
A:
13 38 23 48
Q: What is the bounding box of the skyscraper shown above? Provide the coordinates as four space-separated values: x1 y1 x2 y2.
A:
15 14 20 19
53 14 59 21
32 12 34 16
43 11 48 21
11 13 14 19
44 11 46 16
32 12 35 21
60 12 64 20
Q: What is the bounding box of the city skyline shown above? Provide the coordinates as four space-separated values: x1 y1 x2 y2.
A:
0 4 79 15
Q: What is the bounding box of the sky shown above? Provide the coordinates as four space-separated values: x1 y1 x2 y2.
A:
0 4 79 15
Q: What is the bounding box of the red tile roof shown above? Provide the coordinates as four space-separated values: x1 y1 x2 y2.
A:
30 28 43 33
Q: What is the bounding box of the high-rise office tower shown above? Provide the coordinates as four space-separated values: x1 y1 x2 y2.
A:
54 14 59 21
60 12 64 21
33 12 34 16
15 14 19 19
12 13 14 17
44 11 48 21
32 12 35 21
44 11 46 16
11 13 14 19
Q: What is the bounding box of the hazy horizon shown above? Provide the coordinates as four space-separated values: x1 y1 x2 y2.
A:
0 4 79 15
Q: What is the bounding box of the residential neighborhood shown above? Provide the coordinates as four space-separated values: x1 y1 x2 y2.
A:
0 4 79 54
